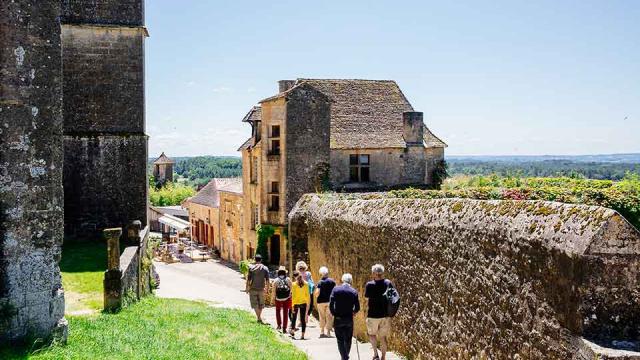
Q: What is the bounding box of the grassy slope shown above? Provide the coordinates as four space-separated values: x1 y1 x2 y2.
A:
4 297 306 360
59 239 107 313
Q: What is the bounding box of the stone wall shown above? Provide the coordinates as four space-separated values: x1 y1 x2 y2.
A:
61 6 148 238
64 135 148 235
0 0 67 343
289 195 640 359
61 0 144 26
104 223 153 311
284 84 331 214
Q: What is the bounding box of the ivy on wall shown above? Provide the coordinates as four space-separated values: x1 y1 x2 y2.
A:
255 224 275 264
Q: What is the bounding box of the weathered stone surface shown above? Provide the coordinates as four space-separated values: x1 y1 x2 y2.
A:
61 2 147 239
0 0 66 343
61 0 144 26
63 135 148 237
284 84 331 214
289 196 640 359
61 25 145 134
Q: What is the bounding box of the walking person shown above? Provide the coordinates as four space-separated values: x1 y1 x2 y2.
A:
289 271 310 340
296 261 315 326
315 266 336 338
245 254 270 323
365 264 393 360
272 266 292 333
329 273 360 360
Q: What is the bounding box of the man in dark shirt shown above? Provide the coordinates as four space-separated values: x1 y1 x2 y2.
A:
364 264 393 360
329 273 360 360
245 254 270 323
315 266 336 337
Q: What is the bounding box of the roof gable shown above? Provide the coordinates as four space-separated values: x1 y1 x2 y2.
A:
297 79 414 149
188 178 243 208
153 152 175 164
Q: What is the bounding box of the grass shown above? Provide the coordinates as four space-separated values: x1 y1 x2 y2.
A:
3 297 306 360
59 239 107 314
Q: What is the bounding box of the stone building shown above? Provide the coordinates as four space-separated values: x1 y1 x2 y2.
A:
239 79 447 266
62 1 148 238
184 178 246 263
152 152 175 187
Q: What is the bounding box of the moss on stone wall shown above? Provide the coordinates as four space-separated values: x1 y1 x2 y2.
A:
289 195 640 358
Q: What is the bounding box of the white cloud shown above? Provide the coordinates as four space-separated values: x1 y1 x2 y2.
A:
212 86 233 93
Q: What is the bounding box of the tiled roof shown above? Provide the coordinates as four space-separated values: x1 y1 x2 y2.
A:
150 205 188 218
188 178 243 208
242 106 261 122
424 127 447 148
237 137 253 151
218 178 243 194
254 78 447 150
153 152 175 164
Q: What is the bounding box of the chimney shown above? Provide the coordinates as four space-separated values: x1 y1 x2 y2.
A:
278 80 296 93
403 112 424 145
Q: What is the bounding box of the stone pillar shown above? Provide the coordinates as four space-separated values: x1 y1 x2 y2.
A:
0 0 67 344
103 228 122 311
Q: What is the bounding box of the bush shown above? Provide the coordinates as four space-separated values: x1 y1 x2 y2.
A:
239 260 253 278
149 182 196 206
389 174 640 231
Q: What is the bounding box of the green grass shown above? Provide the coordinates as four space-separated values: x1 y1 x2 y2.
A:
59 239 107 313
3 297 306 360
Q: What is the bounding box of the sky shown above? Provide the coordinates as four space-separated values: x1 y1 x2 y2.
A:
145 0 639 157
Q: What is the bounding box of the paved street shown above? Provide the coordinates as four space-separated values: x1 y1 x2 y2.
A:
154 260 402 360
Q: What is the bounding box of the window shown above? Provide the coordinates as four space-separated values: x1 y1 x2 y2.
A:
251 157 258 183
349 154 370 182
271 125 280 138
269 195 280 211
270 139 280 155
252 204 259 229
269 182 280 211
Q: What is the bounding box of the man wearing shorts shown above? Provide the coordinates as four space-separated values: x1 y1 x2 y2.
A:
246 254 269 323
364 264 393 360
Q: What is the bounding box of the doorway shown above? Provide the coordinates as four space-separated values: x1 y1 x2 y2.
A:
270 234 281 265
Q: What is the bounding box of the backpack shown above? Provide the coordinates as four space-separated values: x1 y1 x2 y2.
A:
275 278 291 300
383 280 400 317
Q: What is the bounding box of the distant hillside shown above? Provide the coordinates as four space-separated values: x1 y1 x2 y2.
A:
148 156 242 188
448 153 640 163
447 153 640 180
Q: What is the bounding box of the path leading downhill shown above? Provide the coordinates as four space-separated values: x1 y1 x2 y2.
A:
154 260 402 360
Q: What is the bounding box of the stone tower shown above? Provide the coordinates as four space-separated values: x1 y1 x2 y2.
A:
61 0 149 237
153 152 175 187
1 0 67 344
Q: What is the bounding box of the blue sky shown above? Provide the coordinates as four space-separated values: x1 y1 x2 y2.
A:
146 0 639 157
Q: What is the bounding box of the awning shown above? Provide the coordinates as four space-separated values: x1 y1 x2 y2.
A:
158 214 190 231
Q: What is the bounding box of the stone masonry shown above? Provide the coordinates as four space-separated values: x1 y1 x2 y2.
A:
1 0 148 344
61 0 148 238
290 195 640 359
0 1 67 343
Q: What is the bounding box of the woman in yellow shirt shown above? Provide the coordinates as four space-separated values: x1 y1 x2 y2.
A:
289 271 310 339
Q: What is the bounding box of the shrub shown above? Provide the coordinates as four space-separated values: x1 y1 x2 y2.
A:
389 175 640 231
149 182 195 206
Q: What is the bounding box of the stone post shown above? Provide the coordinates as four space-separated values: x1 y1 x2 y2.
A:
104 228 123 311
127 220 142 244
127 220 142 299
